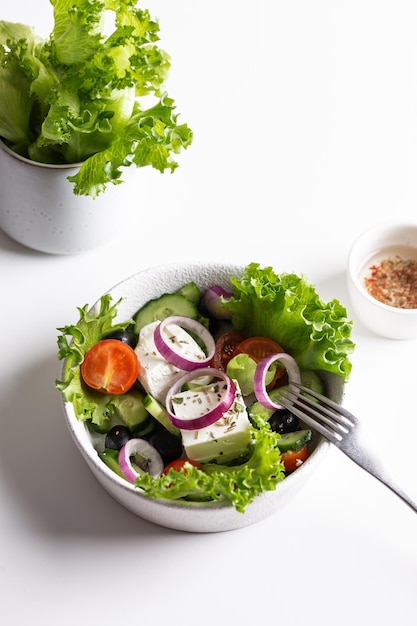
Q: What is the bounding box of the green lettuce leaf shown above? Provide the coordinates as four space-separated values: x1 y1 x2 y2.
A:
134 416 285 513
56 295 134 429
225 263 355 381
66 94 192 197
0 26 39 146
0 0 192 196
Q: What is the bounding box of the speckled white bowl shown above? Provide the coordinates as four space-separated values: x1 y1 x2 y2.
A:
62 262 344 533
347 222 417 340
0 140 132 255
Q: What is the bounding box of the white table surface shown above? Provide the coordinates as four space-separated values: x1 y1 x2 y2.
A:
1 1 416 624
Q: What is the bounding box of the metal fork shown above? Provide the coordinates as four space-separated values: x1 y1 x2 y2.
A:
277 382 417 514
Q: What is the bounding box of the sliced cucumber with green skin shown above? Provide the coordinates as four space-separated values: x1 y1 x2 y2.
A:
176 281 202 306
143 393 180 436
248 387 284 421
134 419 156 437
299 370 325 395
111 389 150 432
133 293 200 335
99 448 126 480
277 429 312 452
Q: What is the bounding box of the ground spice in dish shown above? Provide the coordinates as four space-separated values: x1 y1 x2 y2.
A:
364 255 417 309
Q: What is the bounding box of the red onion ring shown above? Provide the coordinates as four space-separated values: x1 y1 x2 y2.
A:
201 286 233 319
165 367 237 430
254 353 301 410
154 315 215 371
118 438 164 482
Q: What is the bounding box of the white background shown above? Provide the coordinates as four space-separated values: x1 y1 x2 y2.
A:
1 1 416 624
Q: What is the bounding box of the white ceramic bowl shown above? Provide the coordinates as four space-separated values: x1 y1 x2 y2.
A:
347 222 417 340
62 262 345 533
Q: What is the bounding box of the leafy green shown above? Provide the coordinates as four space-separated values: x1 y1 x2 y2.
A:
56 294 133 429
134 416 285 513
0 0 192 196
225 263 355 381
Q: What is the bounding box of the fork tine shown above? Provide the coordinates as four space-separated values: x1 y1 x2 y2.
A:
277 394 341 443
276 386 417 514
277 385 353 443
291 381 356 426
277 386 348 430
278 388 346 440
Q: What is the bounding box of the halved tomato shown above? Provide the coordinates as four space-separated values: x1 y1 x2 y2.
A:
81 339 139 395
231 336 287 386
281 445 310 473
211 331 247 370
163 459 203 475
231 336 284 362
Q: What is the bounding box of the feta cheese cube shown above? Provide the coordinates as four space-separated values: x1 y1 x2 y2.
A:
172 380 252 463
135 321 206 403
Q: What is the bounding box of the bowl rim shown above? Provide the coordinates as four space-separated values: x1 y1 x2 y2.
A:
0 137 82 170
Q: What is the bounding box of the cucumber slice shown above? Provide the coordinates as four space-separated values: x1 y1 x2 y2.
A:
99 449 126 479
143 393 180 436
134 419 156 437
176 281 202 306
133 293 199 335
277 429 312 452
299 370 325 395
111 389 150 432
248 387 283 421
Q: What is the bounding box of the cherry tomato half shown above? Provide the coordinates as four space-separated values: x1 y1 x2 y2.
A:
81 339 139 395
232 336 287 386
163 459 203 475
211 331 247 370
231 336 284 362
281 445 310 473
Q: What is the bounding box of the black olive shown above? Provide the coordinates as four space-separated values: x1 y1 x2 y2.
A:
105 328 138 349
105 425 134 450
269 409 299 434
145 426 183 466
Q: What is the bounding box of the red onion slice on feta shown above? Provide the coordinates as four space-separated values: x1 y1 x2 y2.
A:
254 353 301 410
118 438 164 482
165 367 237 430
154 315 215 371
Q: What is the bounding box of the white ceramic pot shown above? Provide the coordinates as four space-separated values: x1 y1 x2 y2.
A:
0 140 132 254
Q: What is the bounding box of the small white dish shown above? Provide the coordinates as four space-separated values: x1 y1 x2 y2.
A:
61 261 345 532
347 222 417 339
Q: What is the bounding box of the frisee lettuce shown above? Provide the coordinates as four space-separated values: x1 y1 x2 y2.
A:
0 0 192 197
224 263 355 381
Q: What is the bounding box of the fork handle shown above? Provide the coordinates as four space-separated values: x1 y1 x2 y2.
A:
370 470 417 513
341 446 417 514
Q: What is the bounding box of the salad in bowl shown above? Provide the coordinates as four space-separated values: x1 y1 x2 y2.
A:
56 262 354 532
